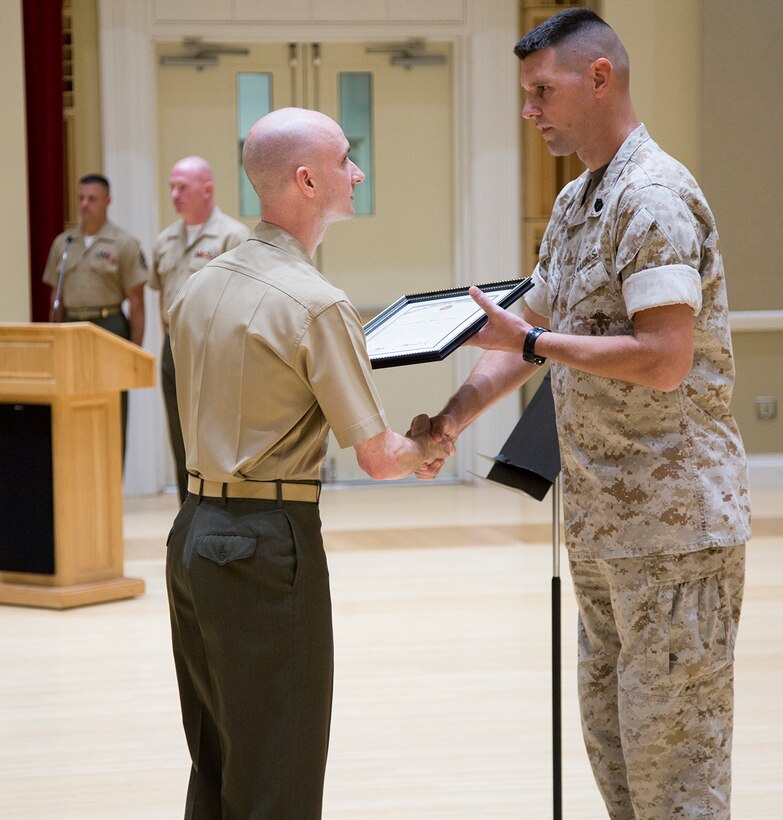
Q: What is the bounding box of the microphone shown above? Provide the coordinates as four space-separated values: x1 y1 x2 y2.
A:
51 235 72 323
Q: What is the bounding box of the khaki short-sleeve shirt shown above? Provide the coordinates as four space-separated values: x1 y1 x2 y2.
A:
169 222 388 483
148 206 249 327
526 125 751 559
42 222 147 308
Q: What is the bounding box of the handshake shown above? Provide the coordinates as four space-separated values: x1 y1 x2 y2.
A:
406 412 460 481
395 283 527 482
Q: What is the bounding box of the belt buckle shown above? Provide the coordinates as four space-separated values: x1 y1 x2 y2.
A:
100 307 110 318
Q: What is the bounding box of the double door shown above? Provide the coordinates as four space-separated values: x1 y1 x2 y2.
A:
156 40 456 481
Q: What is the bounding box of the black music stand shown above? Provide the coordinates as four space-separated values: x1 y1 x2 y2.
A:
485 372 563 820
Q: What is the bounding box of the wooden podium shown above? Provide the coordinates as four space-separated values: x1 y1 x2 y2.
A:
0 322 155 608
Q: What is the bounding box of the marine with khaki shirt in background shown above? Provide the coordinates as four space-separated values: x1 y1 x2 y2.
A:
148 156 249 502
42 173 147 457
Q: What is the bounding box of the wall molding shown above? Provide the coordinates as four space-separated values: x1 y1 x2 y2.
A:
748 454 783 491
730 311 783 332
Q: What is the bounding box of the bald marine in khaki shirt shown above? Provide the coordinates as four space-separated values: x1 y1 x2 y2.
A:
165 108 453 819
148 156 249 501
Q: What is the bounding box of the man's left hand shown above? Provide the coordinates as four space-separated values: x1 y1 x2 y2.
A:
463 286 530 352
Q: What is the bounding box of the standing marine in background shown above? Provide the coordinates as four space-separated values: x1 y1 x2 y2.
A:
42 172 147 456
148 156 249 502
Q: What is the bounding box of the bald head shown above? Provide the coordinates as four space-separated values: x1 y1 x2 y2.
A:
241 107 364 255
172 155 213 184
242 108 345 206
169 155 215 224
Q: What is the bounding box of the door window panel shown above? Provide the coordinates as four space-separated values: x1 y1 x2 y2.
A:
339 72 373 216
237 72 273 217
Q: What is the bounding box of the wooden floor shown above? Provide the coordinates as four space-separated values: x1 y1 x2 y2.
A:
1 483 782 819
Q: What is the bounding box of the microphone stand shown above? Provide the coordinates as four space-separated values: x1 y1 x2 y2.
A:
51 236 72 323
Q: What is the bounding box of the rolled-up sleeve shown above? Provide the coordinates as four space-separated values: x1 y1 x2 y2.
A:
623 263 702 318
616 188 704 318
524 266 550 317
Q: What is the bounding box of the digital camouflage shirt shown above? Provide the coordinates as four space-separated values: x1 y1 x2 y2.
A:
525 125 751 559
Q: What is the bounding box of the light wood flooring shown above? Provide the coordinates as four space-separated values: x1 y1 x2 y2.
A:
1 483 782 819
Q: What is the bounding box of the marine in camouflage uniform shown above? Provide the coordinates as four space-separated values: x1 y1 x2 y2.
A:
525 123 750 818
416 9 751 819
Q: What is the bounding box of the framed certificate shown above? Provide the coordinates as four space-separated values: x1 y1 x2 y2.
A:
363 278 533 368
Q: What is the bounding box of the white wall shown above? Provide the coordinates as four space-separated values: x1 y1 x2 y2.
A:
100 0 523 494
602 0 702 176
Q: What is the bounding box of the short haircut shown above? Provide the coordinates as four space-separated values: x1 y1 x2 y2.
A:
514 7 612 60
78 173 110 192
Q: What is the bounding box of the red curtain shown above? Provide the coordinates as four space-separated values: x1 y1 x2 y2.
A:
23 0 65 323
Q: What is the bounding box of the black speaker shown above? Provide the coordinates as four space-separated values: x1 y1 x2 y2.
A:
0 403 55 574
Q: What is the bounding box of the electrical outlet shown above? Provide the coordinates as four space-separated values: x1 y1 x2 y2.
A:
755 396 778 421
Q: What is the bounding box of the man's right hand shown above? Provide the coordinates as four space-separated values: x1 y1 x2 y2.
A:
407 413 460 480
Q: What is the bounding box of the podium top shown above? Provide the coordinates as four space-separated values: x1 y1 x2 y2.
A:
0 322 155 399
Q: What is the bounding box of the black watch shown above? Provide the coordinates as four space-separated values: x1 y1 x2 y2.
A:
522 326 550 365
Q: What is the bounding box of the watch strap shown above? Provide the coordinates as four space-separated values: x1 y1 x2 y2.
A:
523 326 550 365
